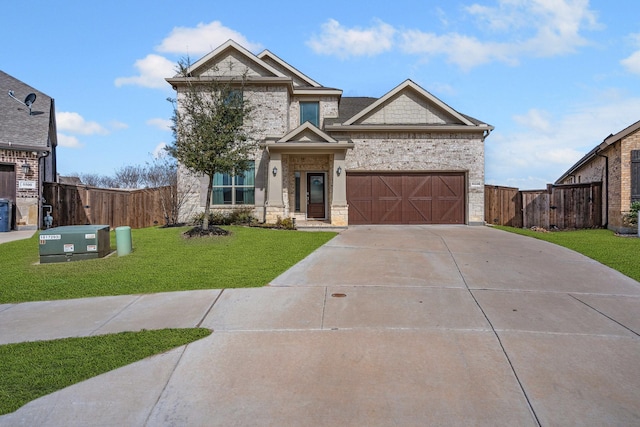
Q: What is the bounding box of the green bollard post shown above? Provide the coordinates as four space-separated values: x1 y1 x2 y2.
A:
115 226 132 256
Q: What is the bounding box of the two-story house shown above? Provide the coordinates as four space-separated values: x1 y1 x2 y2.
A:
167 40 493 226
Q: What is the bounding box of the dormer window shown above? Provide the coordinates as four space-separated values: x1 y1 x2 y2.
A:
300 102 319 127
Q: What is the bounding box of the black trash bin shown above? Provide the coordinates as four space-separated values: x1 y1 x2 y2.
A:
0 199 10 232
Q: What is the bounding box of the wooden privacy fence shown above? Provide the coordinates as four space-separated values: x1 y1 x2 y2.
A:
485 182 603 229
43 183 172 229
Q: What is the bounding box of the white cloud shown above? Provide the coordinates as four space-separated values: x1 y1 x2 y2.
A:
147 118 172 131
57 133 82 148
621 33 640 75
116 21 259 90
152 142 168 158
486 95 640 189
156 21 261 55
109 121 129 130
400 31 514 69
56 112 108 135
307 19 396 59
115 54 176 89
621 51 640 75
513 109 552 133
310 1 600 70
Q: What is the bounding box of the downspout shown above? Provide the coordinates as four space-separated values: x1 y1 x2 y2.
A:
596 150 609 228
37 150 50 229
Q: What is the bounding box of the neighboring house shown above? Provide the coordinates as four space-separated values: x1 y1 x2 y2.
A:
167 40 493 226
556 119 640 232
0 71 57 230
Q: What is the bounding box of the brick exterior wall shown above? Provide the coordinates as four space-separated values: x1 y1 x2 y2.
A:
342 132 486 224
620 131 640 212
0 149 40 229
556 132 640 232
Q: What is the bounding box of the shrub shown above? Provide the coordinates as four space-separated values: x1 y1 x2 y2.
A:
276 216 296 230
190 207 256 226
623 201 640 226
251 216 297 230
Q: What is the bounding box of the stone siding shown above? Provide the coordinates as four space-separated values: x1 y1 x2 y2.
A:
343 132 485 224
361 92 455 125
289 96 340 129
177 85 288 223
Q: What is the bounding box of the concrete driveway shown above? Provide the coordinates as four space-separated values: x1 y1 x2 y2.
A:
1 225 639 426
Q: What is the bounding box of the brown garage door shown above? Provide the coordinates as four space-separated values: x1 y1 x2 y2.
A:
347 172 465 225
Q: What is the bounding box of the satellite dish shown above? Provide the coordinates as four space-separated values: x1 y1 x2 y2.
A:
24 93 36 106
7 91 37 115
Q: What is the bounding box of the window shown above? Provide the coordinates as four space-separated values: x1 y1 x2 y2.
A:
223 89 244 124
225 89 243 105
632 150 640 202
294 172 301 212
300 102 319 127
213 161 255 205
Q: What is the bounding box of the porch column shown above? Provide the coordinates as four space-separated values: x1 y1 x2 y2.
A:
331 151 348 226
332 151 347 205
266 152 284 222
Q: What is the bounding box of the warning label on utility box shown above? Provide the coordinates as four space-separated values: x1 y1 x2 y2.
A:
63 244 74 253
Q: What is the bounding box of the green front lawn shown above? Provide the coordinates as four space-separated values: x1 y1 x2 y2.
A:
0 328 211 415
1 226 336 303
495 226 640 282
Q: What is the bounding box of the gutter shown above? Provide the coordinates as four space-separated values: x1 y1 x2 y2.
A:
596 150 609 228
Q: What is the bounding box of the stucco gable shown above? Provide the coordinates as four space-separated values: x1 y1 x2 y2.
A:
278 122 337 143
186 40 285 79
343 80 475 126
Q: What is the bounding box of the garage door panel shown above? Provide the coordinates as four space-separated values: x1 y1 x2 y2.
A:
376 199 403 223
349 200 373 224
347 173 465 225
347 175 372 197
433 200 464 224
404 200 433 223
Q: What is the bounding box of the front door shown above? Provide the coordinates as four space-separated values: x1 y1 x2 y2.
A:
307 173 325 219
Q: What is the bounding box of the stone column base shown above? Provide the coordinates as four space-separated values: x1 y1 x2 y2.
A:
265 206 285 224
330 205 349 226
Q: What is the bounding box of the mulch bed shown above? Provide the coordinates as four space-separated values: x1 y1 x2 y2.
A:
182 225 230 238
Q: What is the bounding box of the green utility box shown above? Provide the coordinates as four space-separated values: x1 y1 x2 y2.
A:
39 225 111 264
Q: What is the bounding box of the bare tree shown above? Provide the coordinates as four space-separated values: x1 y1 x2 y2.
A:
143 156 191 226
73 173 119 188
166 58 257 230
114 165 145 189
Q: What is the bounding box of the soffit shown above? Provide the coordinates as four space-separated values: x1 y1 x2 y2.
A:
257 50 321 88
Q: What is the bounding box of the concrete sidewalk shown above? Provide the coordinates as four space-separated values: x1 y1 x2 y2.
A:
0 229 36 244
1 225 639 426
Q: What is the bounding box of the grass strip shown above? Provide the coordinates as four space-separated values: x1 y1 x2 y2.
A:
0 328 211 415
494 226 640 282
0 226 336 303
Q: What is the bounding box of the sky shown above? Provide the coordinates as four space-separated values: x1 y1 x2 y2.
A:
2 0 640 189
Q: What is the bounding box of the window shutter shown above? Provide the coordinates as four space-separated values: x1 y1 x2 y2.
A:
631 150 640 203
